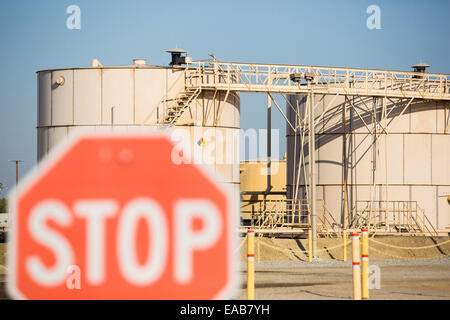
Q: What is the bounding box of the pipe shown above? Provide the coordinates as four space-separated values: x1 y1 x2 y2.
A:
247 229 255 300
361 228 369 299
352 233 362 300
267 94 272 193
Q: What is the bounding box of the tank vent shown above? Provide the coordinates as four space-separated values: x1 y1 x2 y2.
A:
133 59 147 66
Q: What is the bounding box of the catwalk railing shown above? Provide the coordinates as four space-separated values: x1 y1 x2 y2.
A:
186 61 450 100
349 200 439 236
240 199 440 237
240 198 342 237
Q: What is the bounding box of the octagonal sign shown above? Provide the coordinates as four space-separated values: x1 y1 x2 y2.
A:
8 132 236 299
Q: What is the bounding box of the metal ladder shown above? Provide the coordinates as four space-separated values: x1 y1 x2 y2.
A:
162 87 202 125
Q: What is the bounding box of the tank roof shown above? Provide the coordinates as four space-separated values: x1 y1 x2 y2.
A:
35 64 178 73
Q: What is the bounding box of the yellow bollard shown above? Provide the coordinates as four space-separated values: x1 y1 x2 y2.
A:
361 228 369 299
257 236 261 263
352 233 362 300
247 229 255 300
308 228 312 262
343 228 347 262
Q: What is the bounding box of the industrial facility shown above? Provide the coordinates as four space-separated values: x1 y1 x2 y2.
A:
37 50 450 244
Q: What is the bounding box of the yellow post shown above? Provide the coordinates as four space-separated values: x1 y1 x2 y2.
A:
361 228 369 299
257 236 260 263
308 228 312 262
352 233 362 300
247 229 255 300
343 228 347 262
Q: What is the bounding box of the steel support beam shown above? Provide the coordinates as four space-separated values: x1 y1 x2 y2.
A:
267 94 272 193
308 88 317 258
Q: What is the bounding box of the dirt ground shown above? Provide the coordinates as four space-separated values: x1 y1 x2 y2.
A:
1 237 449 300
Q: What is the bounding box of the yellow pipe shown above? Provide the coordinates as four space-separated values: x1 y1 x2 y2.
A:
308 228 312 262
361 228 369 299
352 233 362 300
257 236 260 263
247 229 255 300
343 228 347 262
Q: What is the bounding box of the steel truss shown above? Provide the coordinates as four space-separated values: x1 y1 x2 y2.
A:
178 60 449 237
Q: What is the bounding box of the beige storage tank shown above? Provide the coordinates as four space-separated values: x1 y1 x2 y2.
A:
239 159 287 224
240 160 287 200
287 90 450 230
37 60 240 205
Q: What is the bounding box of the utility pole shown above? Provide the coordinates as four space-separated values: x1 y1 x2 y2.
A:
9 160 23 187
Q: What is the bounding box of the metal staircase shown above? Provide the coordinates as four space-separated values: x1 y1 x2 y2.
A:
349 200 439 236
161 87 201 125
241 198 342 237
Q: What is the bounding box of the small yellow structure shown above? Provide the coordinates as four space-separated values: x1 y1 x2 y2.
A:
240 160 286 225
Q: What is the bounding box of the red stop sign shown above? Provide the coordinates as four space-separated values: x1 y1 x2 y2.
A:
8 133 236 300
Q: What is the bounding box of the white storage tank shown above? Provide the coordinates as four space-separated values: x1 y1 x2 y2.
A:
37 59 240 205
287 82 450 230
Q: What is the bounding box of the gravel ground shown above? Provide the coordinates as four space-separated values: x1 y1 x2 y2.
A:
1 238 449 300
234 258 450 300
231 236 450 300
240 256 450 268
0 243 7 300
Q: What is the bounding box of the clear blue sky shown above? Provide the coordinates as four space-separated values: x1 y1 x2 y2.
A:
0 0 449 197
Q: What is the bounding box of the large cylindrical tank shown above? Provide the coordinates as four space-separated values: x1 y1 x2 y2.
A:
287 93 450 230
37 62 240 204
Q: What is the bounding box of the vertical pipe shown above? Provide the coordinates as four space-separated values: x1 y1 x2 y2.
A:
343 228 347 261
292 97 299 202
383 97 388 230
111 106 115 127
15 162 19 187
373 98 377 177
9 160 23 188
265 94 272 222
343 97 348 229
247 229 255 300
308 228 312 262
368 98 376 230
267 94 272 193
361 228 369 299
257 236 261 263
352 233 362 300
309 90 317 258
